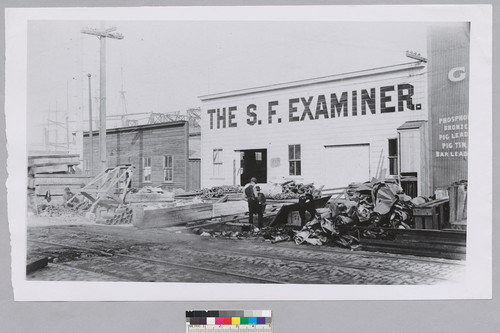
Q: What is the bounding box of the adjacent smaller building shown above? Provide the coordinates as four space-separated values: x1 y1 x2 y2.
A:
82 121 195 190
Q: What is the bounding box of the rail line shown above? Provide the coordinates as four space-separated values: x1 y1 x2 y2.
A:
167 245 459 282
28 239 285 284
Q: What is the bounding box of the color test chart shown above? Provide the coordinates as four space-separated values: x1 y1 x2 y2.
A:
186 310 273 332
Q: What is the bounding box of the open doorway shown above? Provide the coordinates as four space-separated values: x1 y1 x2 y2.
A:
239 149 267 185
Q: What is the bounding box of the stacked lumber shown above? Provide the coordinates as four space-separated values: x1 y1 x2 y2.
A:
448 180 467 226
32 175 91 196
28 154 89 199
348 227 466 260
132 202 213 229
28 154 80 175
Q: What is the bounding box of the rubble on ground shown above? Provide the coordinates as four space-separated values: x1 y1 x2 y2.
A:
192 179 448 250
257 180 321 200
198 185 242 198
37 205 81 218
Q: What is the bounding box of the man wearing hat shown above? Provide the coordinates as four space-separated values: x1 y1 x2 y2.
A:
243 177 258 226
255 185 266 229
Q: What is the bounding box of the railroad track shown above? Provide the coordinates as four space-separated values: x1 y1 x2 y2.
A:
28 239 285 284
28 236 464 284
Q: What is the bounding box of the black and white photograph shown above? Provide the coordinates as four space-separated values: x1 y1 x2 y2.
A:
5 5 492 301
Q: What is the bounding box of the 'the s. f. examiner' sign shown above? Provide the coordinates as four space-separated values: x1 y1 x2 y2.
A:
206 83 421 130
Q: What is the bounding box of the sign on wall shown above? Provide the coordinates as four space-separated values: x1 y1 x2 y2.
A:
205 83 422 130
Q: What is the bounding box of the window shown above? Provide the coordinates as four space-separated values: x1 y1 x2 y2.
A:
163 155 173 182
255 151 263 166
213 148 223 177
288 144 301 176
142 157 152 182
388 138 398 176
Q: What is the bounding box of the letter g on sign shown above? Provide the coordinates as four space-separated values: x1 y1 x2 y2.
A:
448 67 466 82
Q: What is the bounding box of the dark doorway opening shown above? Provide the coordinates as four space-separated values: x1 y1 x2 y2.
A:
239 149 267 185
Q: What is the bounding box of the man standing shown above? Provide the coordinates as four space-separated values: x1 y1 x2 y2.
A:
298 191 316 226
255 185 266 229
243 177 258 226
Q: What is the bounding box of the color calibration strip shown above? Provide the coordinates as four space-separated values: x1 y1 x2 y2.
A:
186 310 272 332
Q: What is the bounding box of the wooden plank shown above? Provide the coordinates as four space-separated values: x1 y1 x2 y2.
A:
463 190 467 219
339 226 466 245
414 216 424 229
432 208 440 230
423 214 434 229
35 184 84 196
449 185 457 222
269 195 331 226
28 153 80 160
31 164 70 174
360 239 466 260
456 185 466 221
212 201 248 217
28 155 80 167
132 203 213 229
438 204 446 229
125 192 175 203
413 208 434 216
34 176 91 185
26 257 49 274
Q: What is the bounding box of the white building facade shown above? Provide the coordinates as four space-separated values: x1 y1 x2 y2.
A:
200 62 429 195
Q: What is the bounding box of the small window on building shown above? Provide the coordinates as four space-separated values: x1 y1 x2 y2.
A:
163 155 173 182
213 148 223 177
142 157 152 182
388 138 398 176
288 144 301 176
255 151 263 166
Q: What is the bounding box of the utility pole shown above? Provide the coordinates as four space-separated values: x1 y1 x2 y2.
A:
81 24 124 172
66 80 70 152
118 67 128 127
87 74 94 176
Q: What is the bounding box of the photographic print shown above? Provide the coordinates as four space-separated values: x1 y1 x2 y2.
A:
6 5 492 301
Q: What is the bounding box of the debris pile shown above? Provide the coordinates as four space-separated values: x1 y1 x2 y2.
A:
96 205 134 225
194 180 441 249
292 214 360 248
199 185 242 198
37 205 79 218
269 180 319 200
334 181 415 229
193 225 298 242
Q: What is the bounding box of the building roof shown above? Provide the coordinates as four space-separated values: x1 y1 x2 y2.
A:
397 120 427 130
199 61 426 101
83 120 188 137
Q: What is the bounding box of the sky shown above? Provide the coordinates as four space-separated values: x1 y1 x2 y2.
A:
27 20 428 151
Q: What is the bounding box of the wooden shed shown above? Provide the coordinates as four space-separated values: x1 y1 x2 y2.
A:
82 121 191 190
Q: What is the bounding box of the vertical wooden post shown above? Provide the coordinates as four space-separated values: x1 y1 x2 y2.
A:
99 34 107 172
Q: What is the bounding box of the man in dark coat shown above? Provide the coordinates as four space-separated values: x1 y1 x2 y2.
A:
298 191 316 226
243 177 258 226
255 185 266 229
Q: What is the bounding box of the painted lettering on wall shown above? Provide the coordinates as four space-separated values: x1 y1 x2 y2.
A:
206 84 420 130
435 115 468 158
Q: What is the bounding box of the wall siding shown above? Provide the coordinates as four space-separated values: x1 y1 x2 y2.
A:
428 23 469 190
200 65 428 188
83 122 189 190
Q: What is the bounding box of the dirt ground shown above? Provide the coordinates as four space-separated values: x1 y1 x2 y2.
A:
25 212 466 284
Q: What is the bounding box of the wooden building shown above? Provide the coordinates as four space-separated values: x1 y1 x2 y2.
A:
82 121 196 190
199 62 432 196
198 23 469 198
